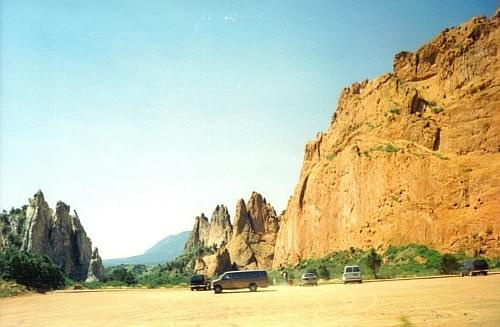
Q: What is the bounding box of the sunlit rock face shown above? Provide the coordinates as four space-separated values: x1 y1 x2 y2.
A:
187 192 280 273
273 10 500 267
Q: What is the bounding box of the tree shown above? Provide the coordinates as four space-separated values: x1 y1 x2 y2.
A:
365 248 382 278
110 267 137 285
0 249 65 292
440 254 459 274
318 265 330 280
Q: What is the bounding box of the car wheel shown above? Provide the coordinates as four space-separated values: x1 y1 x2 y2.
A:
214 285 222 294
460 272 464 277
358 280 362 284
483 271 488 276
191 288 194 291
249 283 257 292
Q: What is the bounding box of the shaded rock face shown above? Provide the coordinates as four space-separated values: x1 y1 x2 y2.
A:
21 191 93 281
273 11 500 267
194 248 232 277
184 214 210 252
187 192 280 274
185 206 232 252
86 247 107 282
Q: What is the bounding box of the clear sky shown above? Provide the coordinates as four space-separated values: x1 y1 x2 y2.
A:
1 1 497 259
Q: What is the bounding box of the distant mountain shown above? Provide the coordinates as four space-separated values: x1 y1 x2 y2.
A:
103 231 189 267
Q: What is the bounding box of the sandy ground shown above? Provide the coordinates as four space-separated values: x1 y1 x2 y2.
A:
1 274 499 327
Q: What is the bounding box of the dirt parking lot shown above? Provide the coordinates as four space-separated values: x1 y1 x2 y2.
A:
1 274 499 326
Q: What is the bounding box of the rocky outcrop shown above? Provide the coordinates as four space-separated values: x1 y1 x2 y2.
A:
194 248 232 277
227 192 279 269
273 10 500 267
185 205 232 252
187 192 280 274
184 214 210 252
207 205 233 248
20 190 93 280
86 247 107 282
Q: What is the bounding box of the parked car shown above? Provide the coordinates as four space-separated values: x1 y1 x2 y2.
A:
342 265 362 284
211 270 268 294
190 274 211 291
460 259 489 276
300 273 318 286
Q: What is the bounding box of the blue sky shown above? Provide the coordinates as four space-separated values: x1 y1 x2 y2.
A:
1 1 497 258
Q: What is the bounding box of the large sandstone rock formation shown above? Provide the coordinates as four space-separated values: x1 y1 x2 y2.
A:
227 192 279 269
20 190 93 280
86 247 107 282
273 11 500 267
187 192 280 275
185 205 232 252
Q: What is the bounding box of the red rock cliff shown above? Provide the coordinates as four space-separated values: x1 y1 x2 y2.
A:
273 10 500 267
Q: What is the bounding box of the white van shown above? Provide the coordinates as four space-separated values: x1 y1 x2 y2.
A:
342 265 362 284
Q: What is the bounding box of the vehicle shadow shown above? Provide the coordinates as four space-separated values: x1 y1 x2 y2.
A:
216 289 278 294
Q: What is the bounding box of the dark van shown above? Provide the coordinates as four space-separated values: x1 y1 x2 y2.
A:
211 270 268 294
460 259 489 276
190 274 210 291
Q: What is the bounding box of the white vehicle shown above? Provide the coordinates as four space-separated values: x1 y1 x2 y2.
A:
342 265 362 284
300 273 318 286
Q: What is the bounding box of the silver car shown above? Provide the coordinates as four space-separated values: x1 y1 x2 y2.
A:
300 273 318 286
342 265 362 284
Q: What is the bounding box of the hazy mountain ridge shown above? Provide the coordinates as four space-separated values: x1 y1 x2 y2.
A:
103 231 189 267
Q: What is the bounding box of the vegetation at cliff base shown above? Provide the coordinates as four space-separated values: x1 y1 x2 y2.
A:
66 244 500 290
0 248 65 293
269 244 500 284
81 245 216 289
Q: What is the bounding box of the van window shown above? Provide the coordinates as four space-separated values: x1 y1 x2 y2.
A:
191 275 203 283
346 267 352 273
353 267 360 272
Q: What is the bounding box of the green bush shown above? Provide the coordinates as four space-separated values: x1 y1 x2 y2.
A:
0 249 65 292
431 106 444 114
440 254 459 274
389 108 401 115
432 152 448 160
110 267 137 285
375 144 400 153
365 248 382 278
318 265 330 280
0 207 27 249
